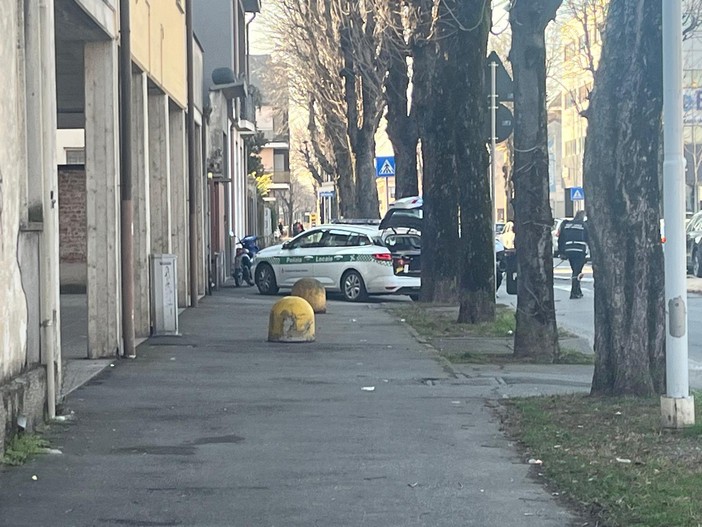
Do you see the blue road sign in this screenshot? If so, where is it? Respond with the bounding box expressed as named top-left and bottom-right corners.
top-left (375, 156), bottom-right (396, 177)
top-left (570, 187), bottom-right (585, 201)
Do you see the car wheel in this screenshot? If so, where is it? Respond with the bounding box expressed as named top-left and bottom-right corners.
top-left (409, 294), bottom-right (420, 302)
top-left (341, 270), bottom-right (367, 302)
top-left (695, 250), bottom-right (702, 278)
top-left (255, 264), bottom-right (279, 295)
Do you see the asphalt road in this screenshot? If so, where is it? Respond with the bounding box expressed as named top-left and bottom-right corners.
top-left (504, 264), bottom-right (702, 371)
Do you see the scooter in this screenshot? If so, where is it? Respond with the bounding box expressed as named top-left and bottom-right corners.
top-left (232, 235), bottom-right (260, 287)
top-left (233, 247), bottom-right (254, 287)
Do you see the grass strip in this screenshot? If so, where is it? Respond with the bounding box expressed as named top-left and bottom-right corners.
top-left (501, 394), bottom-right (702, 527)
top-left (2, 434), bottom-right (50, 466)
top-left (393, 304), bottom-right (516, 338)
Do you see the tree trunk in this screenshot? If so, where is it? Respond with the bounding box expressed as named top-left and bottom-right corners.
top-left (411, 4), bottom-right (460, 303)
top-left (354, 132), bottom-right (380, 218)
top-left (323, 116), bottom-right (357, 219)
top-left (585, 0), bottom-right (665, 396)
top-left (509, 0), bottom-right (562, 360)
top-left (385, 3), bottom-right (419, 199)
top-left (338, 4), bottom-right (383, 219)
top-left (440, 2), bottom-right (493, 323)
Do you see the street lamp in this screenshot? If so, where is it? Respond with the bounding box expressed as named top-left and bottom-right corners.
top-left (662, 0), bottom-right (695, 428)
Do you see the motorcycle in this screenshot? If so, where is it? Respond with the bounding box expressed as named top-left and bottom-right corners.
top-left (232, 235), bottom-right (259, 287)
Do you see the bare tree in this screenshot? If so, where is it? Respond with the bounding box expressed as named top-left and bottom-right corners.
top-left (585, 0), bottom-right (665, 396)
top-left (271, 0), bottom-right (389, 219)
top-left (408, 0), bottom-right (461, 302)
top-left (452, 2), bottom-right (493, 323)
top-left (278, 173), bottom-right (317, 230)
top-left (378, 0), bottom-right (419, 198)
top-left (509, 1), bottom-right (562, 360)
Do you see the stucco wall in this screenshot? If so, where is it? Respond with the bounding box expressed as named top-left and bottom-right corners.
top-left (0, 0), bottom-right (29, 383)
top-left (131, 0), bottom-right (187, 108)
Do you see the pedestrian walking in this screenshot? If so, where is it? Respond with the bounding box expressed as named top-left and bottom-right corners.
top-left (500, 221), bottom-right (515, 250)
top-left (278, 222), bottom-right (284, 237)
top-left (558, 210), bottom-right (589, 299)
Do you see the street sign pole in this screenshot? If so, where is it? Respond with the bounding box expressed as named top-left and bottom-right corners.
top-left (662, 0), bottom-right (694, 428)
top-left (490, 60), bottom-right (498, 298)
top-left (386, 180), bottom-right (390, 215)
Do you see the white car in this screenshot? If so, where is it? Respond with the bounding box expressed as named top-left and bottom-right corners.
top-left (252, 224), bottom-right (421, 302)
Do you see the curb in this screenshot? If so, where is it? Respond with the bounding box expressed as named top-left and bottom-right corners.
top-left (385, 306), bottom-right (461, 379)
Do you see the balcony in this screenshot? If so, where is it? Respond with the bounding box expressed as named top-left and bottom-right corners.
top-left (272, 171), bottom-right (291, 184)
top-left (235, 95), bottom-right (256, 135)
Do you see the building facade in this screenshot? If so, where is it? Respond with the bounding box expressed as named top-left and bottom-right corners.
top-left (1, 0), bottom-right (257, 456)
top-left (194, 0), bottom-right (259, 285)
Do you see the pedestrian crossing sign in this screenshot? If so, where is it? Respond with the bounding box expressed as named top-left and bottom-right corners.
top-left (375, 156), bottom-right (396, 177)
top-left (570, 187), bottom-right (585, 201)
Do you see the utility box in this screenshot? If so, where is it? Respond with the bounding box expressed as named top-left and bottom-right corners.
top-left (151, 254), bottom-right (179, 336)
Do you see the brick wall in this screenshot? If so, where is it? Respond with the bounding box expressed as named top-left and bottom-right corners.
top-left (58, 166), bottom-right (86, 263)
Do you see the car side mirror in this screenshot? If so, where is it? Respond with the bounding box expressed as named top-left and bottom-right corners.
top-left (282, 241), bottom-right (291, 250)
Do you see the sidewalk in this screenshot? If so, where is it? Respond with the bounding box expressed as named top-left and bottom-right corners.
top-left (0, 287), bottom-right (582, 527)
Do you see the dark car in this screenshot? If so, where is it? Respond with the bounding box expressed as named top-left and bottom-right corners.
top-left (379, 196), bottom-right (504, 290)
top-left (687, 211), bottom-right (702, 277)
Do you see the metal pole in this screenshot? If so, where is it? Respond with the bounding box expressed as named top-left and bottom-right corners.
top-left (119, 0), bottom-right (136, 357)
top-left (491, 60), bottom-right (497, 296)
top-left (186, 0), bottom-right (199, 307)
top-left (662, 0), bottom-right (694, 427)
top-left (38, 0), bottom-right (61, 418)
top-left (386, 178), bottom-right (390, 214)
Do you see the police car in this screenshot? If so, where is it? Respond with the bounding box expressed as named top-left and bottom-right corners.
top-left (252, 224), bottom-right (421, 302)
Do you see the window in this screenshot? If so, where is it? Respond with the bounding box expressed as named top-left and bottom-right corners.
top-left (384, 234), bottom-right (421, 251)
top-left (347, 234), bottom-right (371, 246)
top-left (320, 230), bottom-right (351, 247)
top-left (65, 148), bottom-right (85, 165)
top-left (288, 230), bottom-right (324, 249)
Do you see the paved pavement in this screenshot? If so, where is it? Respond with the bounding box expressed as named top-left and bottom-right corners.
top-left (0, 286), bottom-right (581, 527)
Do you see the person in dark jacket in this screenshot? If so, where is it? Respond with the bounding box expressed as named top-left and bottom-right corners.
top-left (558, 210), bottom-right (589, 299)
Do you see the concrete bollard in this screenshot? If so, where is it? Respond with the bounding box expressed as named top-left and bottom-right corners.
top-left (291, 278), bottom-right (327, 314)
top-left (268, 296), bottom-right (316, 343)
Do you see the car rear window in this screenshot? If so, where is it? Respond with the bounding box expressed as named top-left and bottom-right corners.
top-left (384, 234), bottom-right (421, 251)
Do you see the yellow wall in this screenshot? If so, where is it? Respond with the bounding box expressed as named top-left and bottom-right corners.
top-left (558, 11), bottom-right (603, 190)
top-left (130, 0), bottom-right (187, 107)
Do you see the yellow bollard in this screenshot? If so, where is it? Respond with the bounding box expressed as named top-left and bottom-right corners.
top-left (268, 296), bottom-right (316, 342)
top-left (291, 278), bottom-right (327, 314)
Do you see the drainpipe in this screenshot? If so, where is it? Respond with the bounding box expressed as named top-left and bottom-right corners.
top-left (37, 0), bottom-right (60, 419)
top-left (246, 12), bottom-right (257, 82)
top-left (186, 0), bottom-right (199, 307)
top-left (120, 0), bottom-right (136, 357)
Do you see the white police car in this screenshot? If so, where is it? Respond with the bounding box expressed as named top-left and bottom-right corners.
top-left (252, 224), bottom-right (421, 302)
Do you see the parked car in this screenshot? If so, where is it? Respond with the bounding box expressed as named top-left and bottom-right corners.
top-left (686, 211), bottom-right (702, 277)
top-left (379, 196), bottom-right (504, 290)
top-left (252, 224), bottom-right (420, 302)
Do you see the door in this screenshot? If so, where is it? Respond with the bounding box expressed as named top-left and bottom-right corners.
top-left (314, 231), bottom-right (374, 288)
top-left (312, 230), bottom-right (355, 287)
top-left (278, 229), bottom-right (325, 286)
